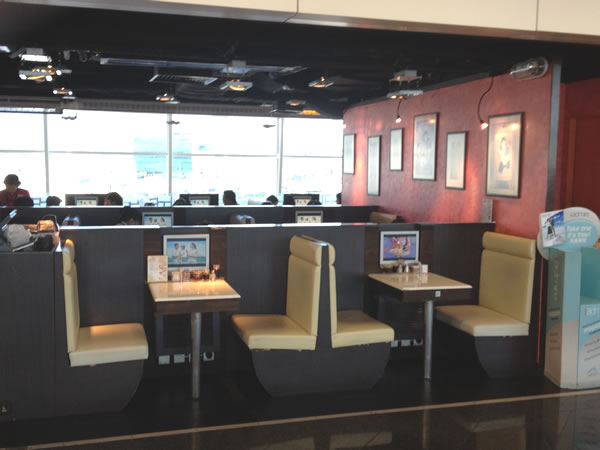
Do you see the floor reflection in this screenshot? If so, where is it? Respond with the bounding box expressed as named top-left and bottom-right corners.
top-left (15, 392), bottom-right (600, 449)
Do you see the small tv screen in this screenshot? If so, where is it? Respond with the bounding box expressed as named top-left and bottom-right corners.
top-left (294, 196), bottom-right (312, 206)
top-left (142, 212), bottom-right (174, 226)
top-left (380, 230), bottom-right (420, 265)
top-left (295, 211), bottom-right (323, 224)
top-left (163, 234), bottom-right (210, 273)
top-left (74, 196), bottom-right (98, 206)
top-left (189, 196), bottom-right (210, 206)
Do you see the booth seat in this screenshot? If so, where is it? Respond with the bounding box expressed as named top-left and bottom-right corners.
top-left (63, 239), bottom-right (148, 367)
top-left (232, 235), bottom-right (393, 396)
top-left (369, 211), bottom-right (398, 224)
top-left (57, 239), bottom-right (148, 415)
top-left (434, 232), bottom-right (536, 377)
top-left (230, 214), bottom-right (256, 224)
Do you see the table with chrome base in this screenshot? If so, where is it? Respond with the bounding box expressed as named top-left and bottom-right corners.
top-left (368, 272), bottom-right (472, 379)
top-left (149, 279), bottom-right (241, 399)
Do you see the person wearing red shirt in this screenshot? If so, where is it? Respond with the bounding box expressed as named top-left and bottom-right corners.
top-left (0, 174), bottom-right (30, 206)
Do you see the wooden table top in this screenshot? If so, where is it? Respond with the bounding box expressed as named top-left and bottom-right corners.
top-left (149, 279), bottom-right (241, 303)
top-left (368, 272), bottom-right (472, 291)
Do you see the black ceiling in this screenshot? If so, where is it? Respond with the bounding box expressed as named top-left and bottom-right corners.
top-left (1, 3), bottom-right (600, 118)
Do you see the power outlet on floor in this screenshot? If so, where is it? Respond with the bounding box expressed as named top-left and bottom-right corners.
top-left (400, 339), bottom-right (412, 347)
top-left (158, 355), bottom-right (170, 365)
top-left (202, 351), bottom-right (215, 362)
top-left (0, 401), bottom-right (12, 416)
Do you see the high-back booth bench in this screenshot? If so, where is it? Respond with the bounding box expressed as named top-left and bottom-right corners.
top-left (232, 235), bottom-right (394, 396)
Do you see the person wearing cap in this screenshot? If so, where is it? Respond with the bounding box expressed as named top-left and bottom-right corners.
top-left (0, 174), bottom-right (30, 207)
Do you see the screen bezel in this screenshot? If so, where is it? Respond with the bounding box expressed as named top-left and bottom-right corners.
top-left (142, 212), bottom-right (174, 226)
top-left (294, 196), bottom-right (312, 206)
top-left (379, 230), bottom-right (420, 266)
top-left (162, 233), bottom-right (210, 272)
top-left (74, 196), bottom-right (98, 206)
top-left (295, 210), bottom-right (323, 224)
top-left (189, 196), bottom-right (210, 206)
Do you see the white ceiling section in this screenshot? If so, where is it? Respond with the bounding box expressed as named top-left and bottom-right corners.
top-left (0, 0), bottom-right (298, 21)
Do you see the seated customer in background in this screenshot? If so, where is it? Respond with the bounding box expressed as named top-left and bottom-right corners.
top-left (266, 195), bottom-right (279, 205)
top-left (46, 195), bottom-right (62, 206)
top-left (104, 192), bottom-right (123, 206)
top-left (14, 195), bottom-right (34, 206)
top-left (223, 190), bottom-right (238, 205)
top-left (173, 198), bottom-right (189, 206)
top-left (0, 174), bottom-right (30, 206)
top-left (117, 207), bottom-right (142, 225)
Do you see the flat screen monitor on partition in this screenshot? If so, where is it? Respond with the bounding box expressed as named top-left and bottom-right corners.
top-left (379, 230), bottom-right (420, 266)
top-left (74, 196), bottom-right (98, 206)
top-left (295, 211), bottom-right (323, 224)
top-left (283, 193), bottom-right (320, 206)
top-left (142, 212), bottom-right (174, 226)
top-left (163, 234), bottom-right (209, 273)
top-left (189, 196), bottom-right (210, 206)
top-left (294, 196), bottom-right (312, 206)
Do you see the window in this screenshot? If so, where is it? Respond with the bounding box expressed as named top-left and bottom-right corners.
top-left (281, 118), bottom-right (343, 194)
top-left (0, 111), bottom-right (343, 202)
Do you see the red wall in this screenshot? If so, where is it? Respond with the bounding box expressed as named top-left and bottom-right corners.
top-left (555, 78), bottom-right (600, 215)
top-left (342, 73), bottom-right (552, 238)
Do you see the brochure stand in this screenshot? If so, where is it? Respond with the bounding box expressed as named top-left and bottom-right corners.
top-left (539, 207), bottom-right (600, 389)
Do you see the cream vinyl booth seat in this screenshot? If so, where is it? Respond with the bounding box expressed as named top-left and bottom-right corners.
top-left (232, 235), bottom-right (393, 396)
top-left (58, 239), bottom-right (148, 415)
top-left (434, 232), bottom-right (537, 376)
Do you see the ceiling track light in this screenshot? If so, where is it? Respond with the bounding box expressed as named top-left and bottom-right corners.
top-left (53, 87), bottom-right (73, 96)
top-left (220, 80), bottom-right (253, 91)
top-left (477, 76), bottom-right (494, 130)
top-left (386, 89), bottom-right (423, 99)
top-left (155, 92), bottom-right (179, 104)
top-left (389, 69), bottom-right (421, 83)
top-left (309, 76), bottom-right (334, 88)
top-left (286, 99), bottom-right (306, 107)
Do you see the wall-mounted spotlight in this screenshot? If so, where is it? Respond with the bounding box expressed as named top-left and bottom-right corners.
top-left (394, 97), bottom-right (403, 123)
top-left (510, 57), bottom-right (549, 81)
top-left (477, 77), bottom-right (494, 130)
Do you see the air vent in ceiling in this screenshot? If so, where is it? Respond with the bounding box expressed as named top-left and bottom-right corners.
top-left (149, 74), bottom-right (217, 85)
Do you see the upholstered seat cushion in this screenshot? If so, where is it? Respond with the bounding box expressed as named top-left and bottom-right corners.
top-left (435, 305), bottom-right (529, 337)
top-left (69, 323), bottom-right (149, 367)
top-left (232, 314), bottom-right (317, 350)
top-left (332, 310), bottom-right (394, 348)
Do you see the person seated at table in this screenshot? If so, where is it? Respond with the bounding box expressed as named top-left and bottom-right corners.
top-left (266, 195), bottom-right (279, 205)
top-left (14, 195), bottom-right (34, 207)
top-left (173, 197), bottom-right (190, 206)
top-left (0, 174), bottom-right (30, 206)
top-left (223, 190), bottom-right (238, 205)
top-left (46, 195), bottom-right (62, 206)
top-left (117, 207), bottom-right (141, 225)
top-left (104, 192), bottom-right (123, 206)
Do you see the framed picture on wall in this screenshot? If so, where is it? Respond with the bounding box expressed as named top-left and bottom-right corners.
top-left (485, 113), bottom-right (522, 198)
top-left (367, 135), bottom-right (381, 196)
top-left (343, 134), bottom-right (355, 174)
top-left (413, 113), bottom-right (438, 180)
top-left (390, 128), bottom-right (403, 171)
top-left (445, 131), bottom-right (466, 190)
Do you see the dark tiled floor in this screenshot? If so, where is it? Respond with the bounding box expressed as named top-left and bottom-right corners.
top-left (0, 359), bottom-right (589, 449)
